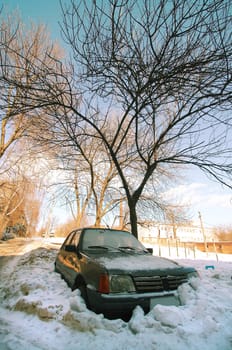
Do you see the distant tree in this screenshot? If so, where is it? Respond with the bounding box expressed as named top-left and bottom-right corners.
top-left (0, 176), bottom-right (26, 238)
top-left (0, 11), bottom-right (63, 163)
top-left (1, 0), bottom-right (232, 238)
top-left (0, 172), bottom-right (45, 238)
top-left (0, 11), bottom-right (64, 237)
top-left (55, 217), bottom-right (90, 238)
top-left (213, 226), bottom-right (232, 241)
top-left (22, 180), bottom-right (45, 237)
top-left (45, 128), bottom-right (125, 228)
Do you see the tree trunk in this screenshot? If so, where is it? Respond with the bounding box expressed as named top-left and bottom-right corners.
top-left (128, 199), bottom-right (138, 239)
top-left (95, 212), bottom-right (101, 227)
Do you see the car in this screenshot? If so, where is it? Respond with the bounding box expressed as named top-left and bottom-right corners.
top-left (55, 227), bottom-right (198, 319)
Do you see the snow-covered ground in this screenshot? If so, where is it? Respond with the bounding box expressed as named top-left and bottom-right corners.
top-left (0, 238), bottom-right (231, 350)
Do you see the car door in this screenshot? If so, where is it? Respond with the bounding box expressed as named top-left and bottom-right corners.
top-left (60, 230), bottom-right (81, 287)
top-left (56, 231), bottom-right (76, 278)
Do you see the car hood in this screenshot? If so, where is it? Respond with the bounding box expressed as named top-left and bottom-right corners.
top-left (86, 251), bottom-right (188, 274)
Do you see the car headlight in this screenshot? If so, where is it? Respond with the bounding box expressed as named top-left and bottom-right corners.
top-left (110, 275), bottom-right (136, 293)
top-left (187, 271), bottom-right (199, 279)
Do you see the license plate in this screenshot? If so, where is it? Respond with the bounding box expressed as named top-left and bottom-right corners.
top-left (150, 295), bottom-right (180, 309)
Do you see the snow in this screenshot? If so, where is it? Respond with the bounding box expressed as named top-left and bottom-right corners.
top-left (97, 254), bottom-right (179, 270)
top-left (0, 238), bottom-right (231, 350)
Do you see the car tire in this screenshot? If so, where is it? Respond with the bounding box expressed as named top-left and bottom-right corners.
top-left (73, 278), bottom-right (90, 309)
top-left (78, 284), bottom-right (89, 307)
top-left (54, 263), bottom-right (58, 273)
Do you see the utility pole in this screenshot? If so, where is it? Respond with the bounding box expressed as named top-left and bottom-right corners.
top-left (119, 198), bottom-right (123, 229)
top-left (198, 211), bottom-right (208, 255)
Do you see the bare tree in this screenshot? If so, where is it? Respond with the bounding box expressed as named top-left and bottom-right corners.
top-left (59, 0), bottom-right (232, 237)
top-left (213, 226), bottom-right (232, 241)
top-left (1, 1), bottom-right (232, 238)
top-left (22, 179), bottom-right (45, 237)
top-left (0, 150), bottom-right (47, 239)
top-left (0, 11), bottom-right (63, 162)
top-left (0, 11), bottom-right (64, 237)
top-left (0, 175), bottom-right (28, 238)
top-left (0, 180), bottom-right (25, 238)
top-left (44, 127), bottom-right (125, 228)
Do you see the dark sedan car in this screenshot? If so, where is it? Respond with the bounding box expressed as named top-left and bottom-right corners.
top-left (55, 227), bottom-right (198, 319)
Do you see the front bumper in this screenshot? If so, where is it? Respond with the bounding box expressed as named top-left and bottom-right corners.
top-left (86, 287), bottom-right (180, 318)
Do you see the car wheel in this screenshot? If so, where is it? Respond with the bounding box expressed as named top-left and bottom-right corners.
top-left (78, 284), bottom-right (89, 307)
top-left (73, 278), bottom-right (90, 308)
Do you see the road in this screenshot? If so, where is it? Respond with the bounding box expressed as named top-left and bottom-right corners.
top-left (0, 238), bottom-right (56, 273)
top-left (0, 237), bottom-right (63, 269)
top-left (0, 238), bottom-right (32, 255)
top-left (0, 238), bottom-right (28, 272)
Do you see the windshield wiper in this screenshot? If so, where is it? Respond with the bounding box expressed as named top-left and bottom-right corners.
top-left (87, 245), bottom-right (147, 253)
top-left (118, 246), bottom-right (135, 251)
top-left (87, 245), bottom-right (109, 250)
top-left (118, 246), bottom-right (149, 254)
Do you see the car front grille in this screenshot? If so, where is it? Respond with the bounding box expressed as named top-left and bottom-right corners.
top-left (133, 274), bottom-right (188, 293)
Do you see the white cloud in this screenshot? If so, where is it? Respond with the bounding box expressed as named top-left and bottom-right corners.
top-left (162, 182), bottom-right (206, 206)
top-left (162, 181), bottom-right (232, 226)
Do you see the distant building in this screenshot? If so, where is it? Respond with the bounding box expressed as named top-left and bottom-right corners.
top-left (138, 222), bottom-right (214, 242)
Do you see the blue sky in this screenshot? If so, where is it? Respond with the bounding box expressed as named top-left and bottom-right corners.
top-left (164, 167), bottom-right (232, 228)
top-left (2, 0), bottom-right (62, 41)
top-left (2, 0), bottom-right (232, 228)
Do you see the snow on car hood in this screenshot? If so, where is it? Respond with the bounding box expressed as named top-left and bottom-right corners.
top-left (95, 253), bottom-right (179, 271)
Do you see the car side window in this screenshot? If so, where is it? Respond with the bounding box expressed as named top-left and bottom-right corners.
top-left (62, 231), bottom-right (76, 249)
top-left (70, 230), bottom-right (81, 247)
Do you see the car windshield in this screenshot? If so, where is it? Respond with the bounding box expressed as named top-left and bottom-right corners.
top-left (81, 228), bottom-right (146, 252)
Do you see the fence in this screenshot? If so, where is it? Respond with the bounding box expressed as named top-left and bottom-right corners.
top-left (141, 237), bottom-right (232, 261)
